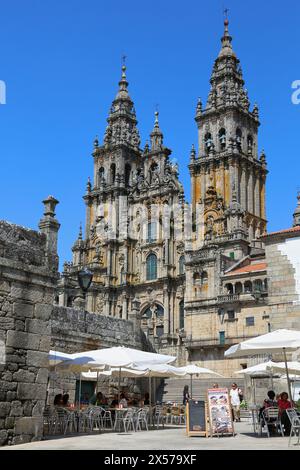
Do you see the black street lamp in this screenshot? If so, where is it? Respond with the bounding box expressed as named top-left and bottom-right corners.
top-left (78, 268), bottom-right (93, 299)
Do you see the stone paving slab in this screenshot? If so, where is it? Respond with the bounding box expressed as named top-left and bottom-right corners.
top-left (1, 423), bottom-right (300, 450)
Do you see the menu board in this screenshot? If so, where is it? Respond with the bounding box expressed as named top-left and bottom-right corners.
top-left (207, 389), bottom-right (234, 436)
top-left (186, 400), bottom-right (208, 437)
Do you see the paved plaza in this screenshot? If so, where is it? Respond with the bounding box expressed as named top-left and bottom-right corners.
top-left (1, 422), bottom-right (299, 451)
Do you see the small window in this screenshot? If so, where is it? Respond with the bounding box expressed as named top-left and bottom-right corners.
top-left (227, 310), bottom-right (235, 321)
top-left (147, 222), bottom-right (157, 243)
top-left (219, 331), bottom-right (225, 345)
top-left (229, 252), bottom-right (235, 260)
top-left (246, 317), bottom-right (255, 327)
top-left (146, 253), bottom-right (157, 281)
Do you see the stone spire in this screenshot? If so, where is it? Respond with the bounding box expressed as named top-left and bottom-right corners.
top-left (150, 111), bottom-right (163, 151)
top-left (293, 192), bottom-right (300, 227)
top-left (103, 64), bottom-right (141, 150)
top-left (204, 19), bottom-right (251, 114)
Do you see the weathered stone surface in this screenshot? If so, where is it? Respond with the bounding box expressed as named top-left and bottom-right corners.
top-left (5, 417), bottom-right (15, 429)
top-left (6, 391), bottom-right (17, 401)
top-left (0, 318), bottom-right (14, 330)
top-left (32, 400), bottom-right (45, 417)
top-left (13, 369), bottom-right (35, 383)
top-left (10, 401), bottom-right (23, 417)
top-left (6, 331), bottom-right (41, 350)
top-left (0, 402), bottom-right (11, 417)
top-left (0, 219), bottom-right (55, 447)
top-left (0, 381), bottom-right (17, 392)
top-left (25, 319), bottom-right (50, 335)
top-left (35, 304), bottom-right (52, 321)
top-left (35, 368), bottom-right (49, 384)
top-left (13, 302), bottom-right (34, 319)
top-left (0, 430), bottom-right (8, 446)
top-left (26, 350), bottom-right (48, 367)
top-left (17, 383), bottom-right (47, 400)
top-left (14, 417), bottom-right (43, 437)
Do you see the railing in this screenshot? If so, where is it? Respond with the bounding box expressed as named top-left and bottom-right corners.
top-left (217, 294), bottom-right (240, 304)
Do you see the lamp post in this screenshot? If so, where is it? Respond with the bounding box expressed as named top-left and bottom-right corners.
top-left (77, 267), bottom-right (93, 301)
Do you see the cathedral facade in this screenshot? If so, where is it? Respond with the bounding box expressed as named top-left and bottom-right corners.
top-left (58, 20), bottom-right (271, 375)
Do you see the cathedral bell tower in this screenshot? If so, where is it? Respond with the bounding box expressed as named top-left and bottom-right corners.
top-left (190, 20), bottom-right (268, 247)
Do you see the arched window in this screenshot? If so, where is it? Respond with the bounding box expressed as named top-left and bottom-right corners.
top-left (179, 256), bottom-right (185, 275)
top-left (236, 128), bottom-right (242, 151)
top-left (147, 221), bottom-right (157, 243)
top-left (193, 273), bottom-right (201, 285)
top-left (201, 271), bottom-right (208, 286)
top-left (125, 164), bottom-right (131, 186)
top-left (146, 253), bottom-right (157, 281)
top-left (110, 163), bottom-right (116, 184)
top-left (219, 128), bottom-right (226, 151)
top-left (98, 167), bottom-right (105, 184)
top-left (225, 283), bottom-right (234, 295)
top-left (244, 281), bottom-right (253, 293)
top-left (247, 135), bottom-right (253, 155)
top-left (179, 301), bottom-right (185, 330)
top-left (205, 133), bottom-right (213, 153)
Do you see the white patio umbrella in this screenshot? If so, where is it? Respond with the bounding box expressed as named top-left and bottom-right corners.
top-left (178, 365), bottom-right (224, 399)
top-left (58, 346), bottom-right (176, 406)
top-left (225, 329), bottom-right (300, 402)
top-left (83, 363), bottom-right (185, 412)
top-left (266, 362), bottom-right (300, 376)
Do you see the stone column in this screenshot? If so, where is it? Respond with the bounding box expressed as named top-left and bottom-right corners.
top-left (254, 170), bottom-right (260, 217)
top-left (240, 163), bottom-right (247, 211)
top-left (163, 287), bottom-right (170, 335)
top-left (247, 168), bottom-right (254, 214)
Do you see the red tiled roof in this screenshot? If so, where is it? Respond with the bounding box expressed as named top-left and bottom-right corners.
top-left (261, 226), bottom-right (300, 238)
top-left (225, 262), bottom-right (267, 276)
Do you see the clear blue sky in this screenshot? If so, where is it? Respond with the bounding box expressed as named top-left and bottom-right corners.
top-left (1, 0), bottom-right (300, 267)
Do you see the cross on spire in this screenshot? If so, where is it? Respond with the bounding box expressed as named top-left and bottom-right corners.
top-left (224, 7), bottom-right (229, 20)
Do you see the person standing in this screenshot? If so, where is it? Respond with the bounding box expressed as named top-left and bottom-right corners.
top-left (230, 383), bottom-right (242, 422)
top-left (183, 385), bottom-right (190, 405)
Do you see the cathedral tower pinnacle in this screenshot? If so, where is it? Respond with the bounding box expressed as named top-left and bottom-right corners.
top-left (190, 19), bottom-right (267, 245)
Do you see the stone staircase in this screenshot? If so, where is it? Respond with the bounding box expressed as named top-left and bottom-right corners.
top-left (157, 378), bottom-right (245, 403)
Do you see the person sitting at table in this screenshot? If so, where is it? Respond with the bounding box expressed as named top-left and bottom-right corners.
top-left (278, 392), bottom-right (293, 436)
top-left (62, 393), bottom-right (70, 407)
top-left (119, 393), bottom-right (128, 408)
top-left (54, 394), bottom-right (63, 406)
top-left (258, 391), bottom-right (278, 435)
top-left (296, 392), bottom-right (300, 411)
top-left (90, 391), bottom-right (103, 406)
top-left (143, 392), bottom-right (150, 406)
top-left (110, 394), bottom-right (119, 408)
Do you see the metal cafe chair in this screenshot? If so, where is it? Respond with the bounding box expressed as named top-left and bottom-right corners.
top-left (286, 409), bottom-right (300, 446)
top-left (260, 407), bottom-right (284, 437)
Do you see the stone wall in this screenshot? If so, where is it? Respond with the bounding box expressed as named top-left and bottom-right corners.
top-left (264, 231), bottom-right (300, 332)
top-left (0, 221), bottom-right (58, 446)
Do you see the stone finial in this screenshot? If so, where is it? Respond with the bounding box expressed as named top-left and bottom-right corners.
top-left (196, 98), bottom-right (202, 118)
top-left (253, 103), bottom-right (259, 120)
top-left (42, 196), bottom-right (59, 218)
top-left (260, 149), bottom-right (267, 165)
top-left (150, 111), bottom-right (163, 150)
top-left (94, 135), bottom-right (99, 148)
top-left (190, 144), bottom-right (196, 161)
top-left (78, 223), bottom-right (83, 240)
top-left (86, 176), bottom-right (92, 193)
top-left (293, 191), bottom-right (300, 227)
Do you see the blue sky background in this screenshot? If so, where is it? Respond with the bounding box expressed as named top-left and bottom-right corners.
top-left (1, 0), bottom-right (300, 267)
